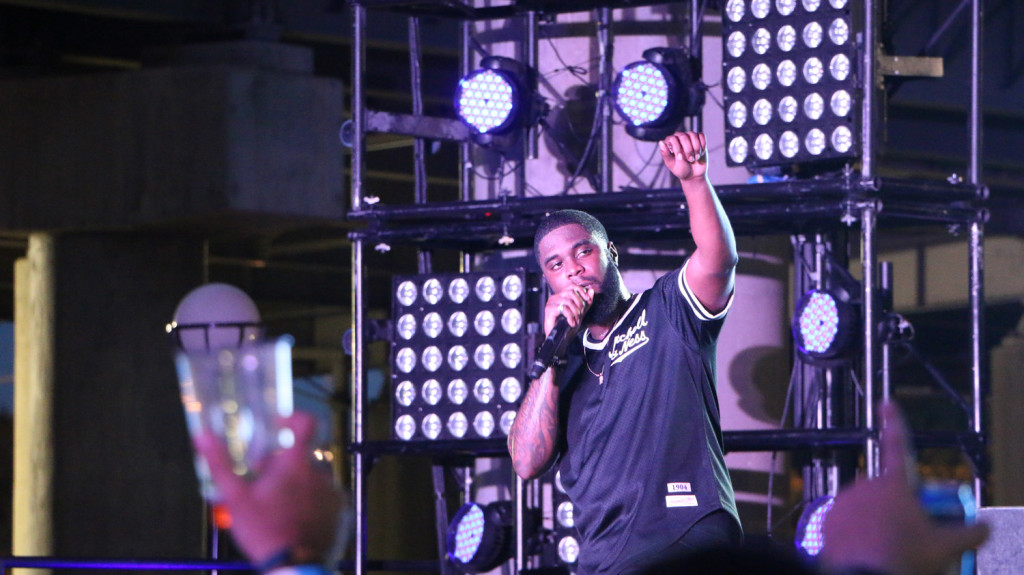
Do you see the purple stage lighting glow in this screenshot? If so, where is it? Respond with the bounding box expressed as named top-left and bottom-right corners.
top-left (796, 495), bottom-right (835, 556)
top-left (792, 287), bottom-right (858, 365)
top-left (451, 504), bottom-right (486, 563)
top-left (798, 291), bottom-right (840, 353)
top-left (614, 62), bottom-right (671, 126)
top-left (455, 70), bottom-right (516, 134)
top-left (446, 501), bottom-right (514, 573)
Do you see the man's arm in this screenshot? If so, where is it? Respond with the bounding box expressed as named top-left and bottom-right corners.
top-left (507, 367), bottom-right (561, 480)
top-left (659, 132), bottom-right (738, 315)
top-left (508, 285), bottom-right (592, 479)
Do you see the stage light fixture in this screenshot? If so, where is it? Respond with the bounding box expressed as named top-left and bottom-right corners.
top-left (721, 0), bottom-right (860, 168)
top-left (396, 280), bottom-right (418, 306)
top-left (795, 495), bottom-right (835, 557)
top-left (779, 95), bottom-right (798, 122)
top-left (395, 414), bottom-right (416, 441)
top-left (422, 379), bottom-right (442, 405)
top-left (557, 536), bottom-right (580, 564)
top-left (474, 411), bottom-right (495, 437)
top-left (476, 276), bottom-right (496, 302)
top-left (449, 278), bottom-right (470, 304)
top-left (397, 314), bottom-right (416, 340)
top-left (501, 274), bottom-right (523, 300)
top-left (390, 270), bottom-right (533, 443)
top-left (422, 413), bottom-right (442, 439)
top-left (499, 410), bottom-right (516, 436)
top-left (792, 287), bottom-right (859, 365)
top-left (501, 343), bottom-right (522, 369)
top-left (448, 412), bottom-right (468, 438)
top-left (424, 278), bottom-right (443, 305)
top-left (546, 469), bottom-right (580, 567)
top-left (423, 346), bottom-right (443, 372)
top-left (454, 56), bottom-right (544, 147)
top-left (448, 379), bottom-right (468, 404)
top-left (447, 312), bottom-right (468, 337)
top-left (474, 344), bottom-right (495, 370)
top-left (613, 47), bottom-right (704, 141)
top-left (499, 376), bottom-right (521, 403)
top-left (474, 310), bottom-right (495, 337)
top-left (396, 381), bottom-right (416, 407)
top-left (556, 501), bottom-right (575, 528)
top-left (448, 345), bottom-right (470, 371)
top-left (501, 309), bottom-right (522, 335)
top-left (423, 312), bottom-right (443, 338)
top-left (473, 377), bottom-right (495, 404)
top-left (447, 501), bottom-right (514, 574)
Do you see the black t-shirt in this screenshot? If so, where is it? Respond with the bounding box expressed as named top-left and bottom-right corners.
top-left (556, 261), bottom-right (739, 574)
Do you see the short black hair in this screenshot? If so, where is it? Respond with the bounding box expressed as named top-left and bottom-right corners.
top-left (533, 209), bottom-right (609, 264)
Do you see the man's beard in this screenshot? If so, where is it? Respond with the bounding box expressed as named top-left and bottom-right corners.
top-left (584, 260), bottom-right (626, 326)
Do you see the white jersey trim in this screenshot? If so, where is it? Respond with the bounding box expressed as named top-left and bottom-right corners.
top-left (582, 293), bottom-right (641, 351)
top-left (678, 259), bottom-right (733, 321)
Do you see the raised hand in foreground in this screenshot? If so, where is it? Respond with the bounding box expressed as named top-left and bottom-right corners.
top-left (194, 412), bottom-right (345, 570)
top-left (821, 402), bottom-right (989, 575)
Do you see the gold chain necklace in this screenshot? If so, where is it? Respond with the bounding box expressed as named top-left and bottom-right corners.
top-left (583, 347), bottom-right (604, 385)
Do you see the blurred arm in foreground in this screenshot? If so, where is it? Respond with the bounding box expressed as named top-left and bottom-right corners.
top-left (821, 402), bottom-right (989, 575)
top-left (193, 411), bottom-right (345, 571)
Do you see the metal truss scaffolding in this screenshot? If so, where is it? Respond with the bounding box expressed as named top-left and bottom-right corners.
top-left (345, 1), bottom-right (987, 574)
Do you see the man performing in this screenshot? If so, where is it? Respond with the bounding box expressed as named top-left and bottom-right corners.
top-left (508, 131), bottom-right (741, 574)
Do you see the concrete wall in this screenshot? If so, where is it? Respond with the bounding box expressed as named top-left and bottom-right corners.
top-left (0, 42), bottom-right (344, 231)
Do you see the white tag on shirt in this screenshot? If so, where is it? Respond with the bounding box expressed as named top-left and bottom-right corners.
top-left (666, 494), bottom-right (699, 508)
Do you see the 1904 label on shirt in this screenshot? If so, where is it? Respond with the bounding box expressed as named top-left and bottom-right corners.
top-left (667, 482), bottom-right (692, 493)
top-left (665, 494), bottom-right (699, 508)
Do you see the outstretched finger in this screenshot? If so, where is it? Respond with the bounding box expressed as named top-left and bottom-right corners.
top-left (932, 522), bottom-right (990, 561)
top-left (879, 401), bottom-right (917, 488)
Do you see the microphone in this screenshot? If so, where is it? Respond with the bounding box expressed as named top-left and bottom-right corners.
top-left (528, 316), bottom-right (573, 380)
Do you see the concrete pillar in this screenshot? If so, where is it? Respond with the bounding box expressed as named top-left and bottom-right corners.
top-left (14, 232), bottom-right (206, 558)
top-left (13, 235), bottom-right (56, 557)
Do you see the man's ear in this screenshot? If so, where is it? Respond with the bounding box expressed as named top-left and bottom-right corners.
top-left (608, 241), bottom-right (619, 263)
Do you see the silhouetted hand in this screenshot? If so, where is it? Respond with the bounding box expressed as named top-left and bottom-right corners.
top-left (821, 402), bottom-right (989, 575)
top-left (194, 412), bottom-right (345, 567)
